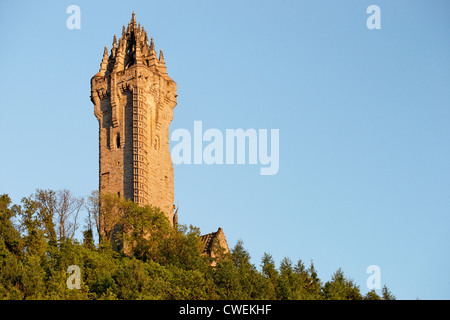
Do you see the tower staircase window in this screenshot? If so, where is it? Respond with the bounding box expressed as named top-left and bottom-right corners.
top-left (116, 133), bottom-right (121, 149)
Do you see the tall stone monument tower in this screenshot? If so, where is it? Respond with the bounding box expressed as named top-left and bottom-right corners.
top-left (90, 12), bottom-right (177, 225)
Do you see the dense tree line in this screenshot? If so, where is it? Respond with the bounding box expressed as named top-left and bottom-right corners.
top-left (0, 190), bottom-right (395, 300)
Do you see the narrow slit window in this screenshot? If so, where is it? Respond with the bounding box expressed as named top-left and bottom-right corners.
top-left (116, 133), bottom-right (121, 149)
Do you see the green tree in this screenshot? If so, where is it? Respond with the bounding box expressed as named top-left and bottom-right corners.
top-left (322, 268), bottom-right (362, 300)
top-left (0, 190), bottom-right (398, 300)
top-left (114, 258), bottom-right (152, 299)
top-left (287, 259), bottom-right (323, 299)
top-left (17, 196), bottom-right (47, 257)
top-left (119, 198), bottom-right (173, 261)
top-left (86, 190), bottom-right (100, 242)
top-left (278, 257), bottom-right (295, 299)
top-left (97, 193), bottom-right (124, 245)
top-left (0, 194), bottom-right (23, 256)
top-left (364, 289), bottom-right (382, 300)
top-left (231, 240), bottom-right (261, 299)
top-left (33, 189), bottom-right (58, 247)
top-left (382, 284), bottom-right (396, 300)
top-left (260, 253), bottom-right (278, 299)
top-left (0, 243), bottom-right (24, 299)
top-left (212, 253), bottom-right (242, 299)
top-left (82, 228), bottom-right (95, 250)
top-left (21, 255), bottom-right (46, 299)
top-left (159, 224), bottom-right (208, 271)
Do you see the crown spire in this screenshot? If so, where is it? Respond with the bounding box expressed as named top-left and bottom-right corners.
top-left (112, 34), bottom-right (117, 48)
top-left (143, 30), bottom-right (148, 44)
top-left (150, 37), bottom-right (155, 52)
top-left (131, 11), bottom-right (136, 26)
top-left (96, 46), bottom-right (109, 77)
top-left (147, 37), bottom-right (158, 67)
top-left (96, 13), bottom-right (174, 78)
top-left (158, 49), bottom-right (167, 76)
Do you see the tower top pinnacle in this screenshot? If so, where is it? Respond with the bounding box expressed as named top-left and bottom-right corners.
top-left (112, 34), bottom-right (117, 48)
top-left (150, 37), bottom-right (155, 51)
top-left (94, 12), bottom-right (172, 80)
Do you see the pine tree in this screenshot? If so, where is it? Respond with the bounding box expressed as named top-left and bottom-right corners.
top-left (322, 268), bottom-right (362, 300)
top-left (382, 284), bottom-right (396, 300)
top-left (0, 194), bottom-right (23, 256)
top-left (364, 289), bottom-right (382, 300)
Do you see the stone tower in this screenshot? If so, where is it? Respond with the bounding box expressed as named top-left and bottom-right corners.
top-left (90, 12), bottom-right (177, 225)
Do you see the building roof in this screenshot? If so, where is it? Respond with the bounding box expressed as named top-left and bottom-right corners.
top-left (200, 227), bottom-right (229, 256)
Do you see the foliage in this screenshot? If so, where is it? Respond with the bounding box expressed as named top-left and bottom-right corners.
top-left (0, 190), bottom-right (395, 300)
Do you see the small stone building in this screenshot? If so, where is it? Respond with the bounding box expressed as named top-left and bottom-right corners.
top-left (200, 228), bottom-right (230, 263)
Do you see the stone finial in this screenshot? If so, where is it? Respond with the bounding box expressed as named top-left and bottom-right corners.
top-left (118, 36), bottom-right (124, 50)
top-left (96, 46), bottom-right (109, 76)
top-left (147, 37), bottom-right (158, 67)
top-left (101, 46), bottom-right (108, 65)
top-left (131, 11), bottom-right (136, 25)
top-left (158, 49), bottom-right (168, 76)
top-left (150, 37), bottom-right (155, 52)
top-left (112, 34), bottom-right (117, 48)
top-left (144, 31), bottom-right (149, 46)
top-left (113, 38), bottom-right (125, 71)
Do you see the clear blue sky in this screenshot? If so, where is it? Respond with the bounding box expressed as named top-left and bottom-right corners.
top-left (1, 0), bottom-right (449, 299)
